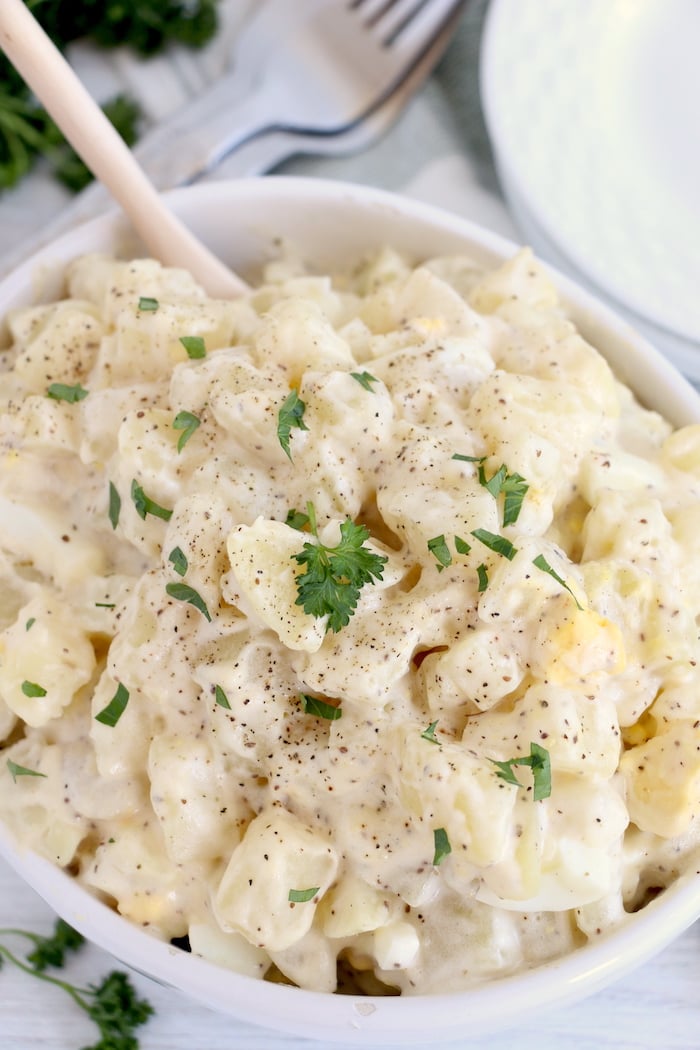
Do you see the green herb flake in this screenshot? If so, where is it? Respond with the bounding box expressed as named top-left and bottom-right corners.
top-left (108, 480), bottom-right (121, 529)
top-left (21, 680), bottom-right (46, 698)
top-left (165, 581), bottom-right (211, 621)
top-left (168, 545), bottom-right (188, 576)
top-left (350, 371), bottom-right (379, 391)
top-left (214, 684), bottom-right (231, 709)
top-left (285, 508), bottom-right (311, 531)
top-left (452, 453), bottom-right (486, 463)
top-left (476, 563), bottom-right (489, 592)
top-left (277, 388), bottom-right (308, 460)
top-left (293, 502), bottom-right (387, 633)
top-left (420, 720), bottom-right (440, 745)
top-left (501, 472), bottom-right (530, 527)
top-left (532, 553), bottom-right (583, 610)
top-left (25, 617), bottom-right (35, 631)
top-left (46, 382), bottom-right (88, 403)
top-left (490, 741), bottom-right (552, 801)
top-left (288, 887), bottom-right (319, 903)
top-left (179, 334), bottom-right (206, 359)
top-left (173, 409), bottom-right (201, 452)
top-left (471, 528), bottom-right (518, 561)
top-left (427, 534), bottom-right (452, 572)
top-left (300, 693), bottom-right (342, 721)
top-left (131, 479), bottom-right (173, 522)
top-left (95, 602), bottom-right (116, 609)
top-left (454, 535), bottom-right (471, 556)
top-left (137, 296), bottom-right (159, 312)
top-left (95, 682), bottom-right (129, 727)
top-left (432, 827), bottom-right (452, 866)
top-left (6, 758), bottom-right (47, 783)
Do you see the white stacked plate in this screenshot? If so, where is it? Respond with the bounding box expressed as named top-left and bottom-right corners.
top-left (480, 0), bottom-right (700, 381)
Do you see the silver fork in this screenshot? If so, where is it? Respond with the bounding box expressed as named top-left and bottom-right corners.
top-left (129, 0), bottom-right (466, 189)
top-left (2, 0), bottom-right (464, 276)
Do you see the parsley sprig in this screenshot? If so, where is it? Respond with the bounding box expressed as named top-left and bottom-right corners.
top-left (0, 918), bottom-right (153, 1049)
top-left (292, 502), bottom-right (387, 633)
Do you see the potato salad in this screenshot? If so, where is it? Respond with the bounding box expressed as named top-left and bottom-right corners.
top-left (1, 245), bottom-right (700, 995)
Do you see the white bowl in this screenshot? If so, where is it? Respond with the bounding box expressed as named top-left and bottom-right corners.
top-left (2, 177), bottom-right (700, 1045)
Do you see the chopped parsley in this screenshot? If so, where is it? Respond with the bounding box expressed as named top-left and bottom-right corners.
top-left (532, 553), bottom-right (583, 610)
top-left (165, 582), bottom-right (211, 621)
top-left (420, 720), bottom-right (440, 745)
top-left (173, 410), bottom-right (201, 452)
top-left (490, 742), bottom-right (552, 801)
top-left (452, 453), bottom-right (486, 463)
top-left (288, 887), bottom-right (319, 903)
top-left (130, 480), bottom-right (172, 522)
top-left (350, 371), bottom-right (379, 391)
top-left (25, 617), bottom-right (35, 631)
top-left (168, 545), bottom-right (188, 576)
top-left (285, 507), bottom-right (311, 531)
top-left (214, 684), bottom-right (231, 709)
top-left (46, 382), bottom-right (88, 403)
top-left (471, 528), bottom-right (518, 561)
top-left (454, 535), bottom-right (471, 555)
top-left (432, 827), bottom-right (452, 866)
top-left (277, 389), bottom-right (308, 461)
top-left (95, 683), bottom-right (129, 727)
top-left (476, 563), bottom-right (489, 592)
top-left (292, 501), bottom-right (387, 633)
top-left (21, 680), bottom-right (46, 698)
top-left (179, 335), bottom-right (206, 359)
top-left (6, 759), bottom-right (47, 782)
top-left (427, 534), bottom-right (452, 572)
top-left (137, 296), bottom-right (159, 312)
top-left (478, 463), bottom-right (529, 527)
top-left (108, 480), bottom-right (121, 529)
top-left (300, 693), bottom-right (342, 721)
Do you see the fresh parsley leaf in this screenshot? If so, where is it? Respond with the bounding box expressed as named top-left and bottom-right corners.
top-left (6, 759), bottom-right (47, 783)
top-left (476, 563), bottom-right (489, 592)
top-left (420, 720), bottom-right (440, 745)
top-left (454, 535), bottom-right (471, 555)
top-left (288, 887), bottom-right (319, 903)
top-left (95, 683), bottom-right (129, 727)
top-left (108, 480), bottom-right (121, 530)
top-left (214, 684), bottom-right (231, 709)
top-left (46, 382), bottom-right (88, 403)
top-left (179, 335), bottom-right (206, 359)
top-left (427, 534), bottom-right (452, 572)
top-left (165, 582), bottom-right (211, 621)
top-left (350, 371), bottom-right (379, 391)
top-left (0, 918), bottom-right (153, 1049)
top-left (137, 296), bottom-right (159, 312)
top-left (478, 463), bottom-right (530, 526)
top-left (285, 508), bottom-right (310, 531)
top-left (25, 617), bottom-right (35, 631)
top-left (292, 502), bottom-right (387, 633)
top-left (21, 680), bottom-right (46, 697)
top-left (173, 410), bottom-right (201, 452)
top-left (432, 827), bottom-right (451, 866)
top-left (95, 602), bottom-right (116, 609)
top-left (490, 742), bottom-right (552, 801)
top-left (452, 453), bottom-right (486, 463)
top-left (471, 528), bottom-right (518, 561)
top-left (300, 693), bottom-right (342, 721)
top-left (532, 553), bottom-right (583, 610)
top-left (131, 480), bottom-right (172, 521)
top-left (168, 545), bottom-right (188, 576)
top-left (277, 389), bottom-right (308, 460)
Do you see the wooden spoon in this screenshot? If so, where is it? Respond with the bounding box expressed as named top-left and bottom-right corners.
top-left (0, 0), bottom-right (248, 298)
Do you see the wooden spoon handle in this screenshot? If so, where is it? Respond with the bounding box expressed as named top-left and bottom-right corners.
top-left (0, 0), bottom-right (248, 298)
